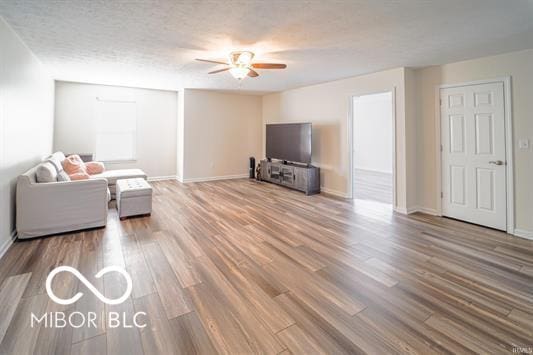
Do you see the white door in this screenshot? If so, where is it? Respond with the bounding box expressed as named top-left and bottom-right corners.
top-left (441, 82), bottom-right (506, 230)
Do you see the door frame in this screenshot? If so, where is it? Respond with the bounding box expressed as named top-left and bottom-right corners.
top-left (435, 77), bottom-right (514, 233)
top-left (348, 88), bottom-right (397, 208)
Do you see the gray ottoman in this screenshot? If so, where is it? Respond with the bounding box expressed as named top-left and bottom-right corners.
top-left (116, 178), bottom-right (152, 220)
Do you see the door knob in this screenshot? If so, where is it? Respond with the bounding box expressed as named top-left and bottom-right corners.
top-left (489, 160), bottom-right (504, 165)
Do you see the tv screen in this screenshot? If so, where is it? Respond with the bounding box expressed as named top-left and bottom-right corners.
top-left (266, 123), bottom-right (312, 164)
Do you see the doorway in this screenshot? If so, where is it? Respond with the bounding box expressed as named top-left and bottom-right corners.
top-left (439, 79), bottom-right (513, 231)
top-left (351, 91), bottom-right (394, 206)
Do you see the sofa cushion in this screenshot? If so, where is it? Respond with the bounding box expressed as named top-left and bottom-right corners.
top-left (86, 161), bottom-right (105, 175)
top-left (44, 152), bottom-right (66, 173)
top-left (57, 170), bottom-right (71, 182)
top-left (91, 169), bottom-right (147, 185)
top-left (35, 162), bottom-right (57, 183)
top-left (70, 172), bottom-right (90, 180)
top-left (46, 158), bottom-right (62, 174)
top-left (44, 152), bottom-right (71, 182)
top-left (50, 151), bottom-right (66, 162)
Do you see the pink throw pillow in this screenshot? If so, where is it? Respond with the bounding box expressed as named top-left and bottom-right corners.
top-left (85, 161), bottom-right (105, 175)
top-left (69, 172), bottom-right (90, 180)
top-left (62, 155), bottom-right (87, 175)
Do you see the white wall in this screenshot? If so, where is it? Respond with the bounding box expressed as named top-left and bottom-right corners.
top-left (176, 89), bottom-right (184, 181)
top-left (182, 89), bottom-right (262, 181)
top-left (353, 92), bottom-right (393, 173)
top-left (262, 67), bottom-right (415, 212)
top-left (404, 68), bottom-right (418, 209)
top-left (0, 17), bottom-right (54, 254)
top-left (54, 81), bottom-right (178, 178)
top-left (415, 49), bottom-right (533, 234)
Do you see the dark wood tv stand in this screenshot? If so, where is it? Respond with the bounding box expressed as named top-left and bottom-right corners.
top-left (260, 159), bottom-right (320, 195)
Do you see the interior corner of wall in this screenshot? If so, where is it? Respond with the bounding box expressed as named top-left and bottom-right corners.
top-left (176, 172), bottom-right (183, 183)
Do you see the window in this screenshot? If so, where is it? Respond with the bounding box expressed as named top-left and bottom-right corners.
top-left (95, 98), bottom-right (137, 162)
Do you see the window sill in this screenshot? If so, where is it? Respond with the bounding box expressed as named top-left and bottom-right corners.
top-left (101, 159), bottom-right (137, 164)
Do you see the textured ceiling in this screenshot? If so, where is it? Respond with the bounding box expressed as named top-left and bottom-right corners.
top-left (1, 0), bottom-right (532, 93)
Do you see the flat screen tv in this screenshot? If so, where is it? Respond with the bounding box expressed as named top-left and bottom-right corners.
top-left (266, 123), bottom-right (312, 164)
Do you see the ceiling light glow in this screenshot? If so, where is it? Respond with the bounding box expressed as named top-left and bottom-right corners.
top-left (230, 66), bottom-right (250, 80)
top-left (236, 51), bottom-right (253, 65)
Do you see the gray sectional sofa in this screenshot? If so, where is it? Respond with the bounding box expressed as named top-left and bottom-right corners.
top-left (16, 152), bottom-right (147, 239)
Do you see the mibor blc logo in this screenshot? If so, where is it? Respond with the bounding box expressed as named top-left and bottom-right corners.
top-left (31, 266), bottom-right (146, 329)
top-left (45, 265), bottom-right (132, 305)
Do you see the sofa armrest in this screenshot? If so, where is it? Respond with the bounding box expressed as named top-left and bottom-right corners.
top-left (16, 178), bottom-right (108, 238)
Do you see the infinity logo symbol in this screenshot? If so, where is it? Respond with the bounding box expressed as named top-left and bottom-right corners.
top-left (45, 266), bottom-right (132, 305)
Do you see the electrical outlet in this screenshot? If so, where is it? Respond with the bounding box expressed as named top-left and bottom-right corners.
top-left (518, 139), bottom-right (529, 150)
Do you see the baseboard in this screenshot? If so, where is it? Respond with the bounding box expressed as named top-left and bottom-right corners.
top-left (183, 174), bottom-right (248, 183)
top-left (513, 229), bottom-right (533, 240)
top-left (394, 205), bottom-right (440, 216)
top-left (0, 230), bottom-right (16, 260)
top-left (394, 206), bottom-right (408, 214)
top-left (147, 175), bottom-right (178, 182)
top-left (412, 206), bottom-right (440, 216)
top-left (320, 186), bottom-right (349, 198)
top-left (404, 209), bottom-right (532, 238)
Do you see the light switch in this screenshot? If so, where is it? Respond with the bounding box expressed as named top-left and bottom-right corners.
top-left (518, 139), bottom-right (529, 150)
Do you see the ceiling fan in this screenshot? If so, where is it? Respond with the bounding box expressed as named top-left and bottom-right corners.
top-left (195, 51), bottom-right (287, 80)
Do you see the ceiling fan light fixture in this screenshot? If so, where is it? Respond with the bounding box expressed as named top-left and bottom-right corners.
top-left (229, 66), bottom-right (250, 80)
top-left (236, 51), bottom-right (253, 65)
top-left (196, 50), bottom-right (286, 81)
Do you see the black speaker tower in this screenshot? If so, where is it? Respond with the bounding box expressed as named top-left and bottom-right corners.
top-left (249, 157), bottom-right (255, 179)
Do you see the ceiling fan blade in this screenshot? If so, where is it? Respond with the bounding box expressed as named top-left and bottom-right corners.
top-left (208, 68), bottom-right (230, 74)
top-left (251, 63), bottom-right (287, 69)
top-left (248, 69), bottom-right (259, 77)
top-left (196, 58), bottom-right (228, 65)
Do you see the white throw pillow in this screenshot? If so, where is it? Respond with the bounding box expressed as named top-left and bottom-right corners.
top-left (36, 162), bottom-right (58, 183)
top-left (45, 156), bottom-right (63, 173)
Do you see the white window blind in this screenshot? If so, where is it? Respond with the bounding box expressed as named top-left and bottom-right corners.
top-left (95, 99), bottom-right (137, 162)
